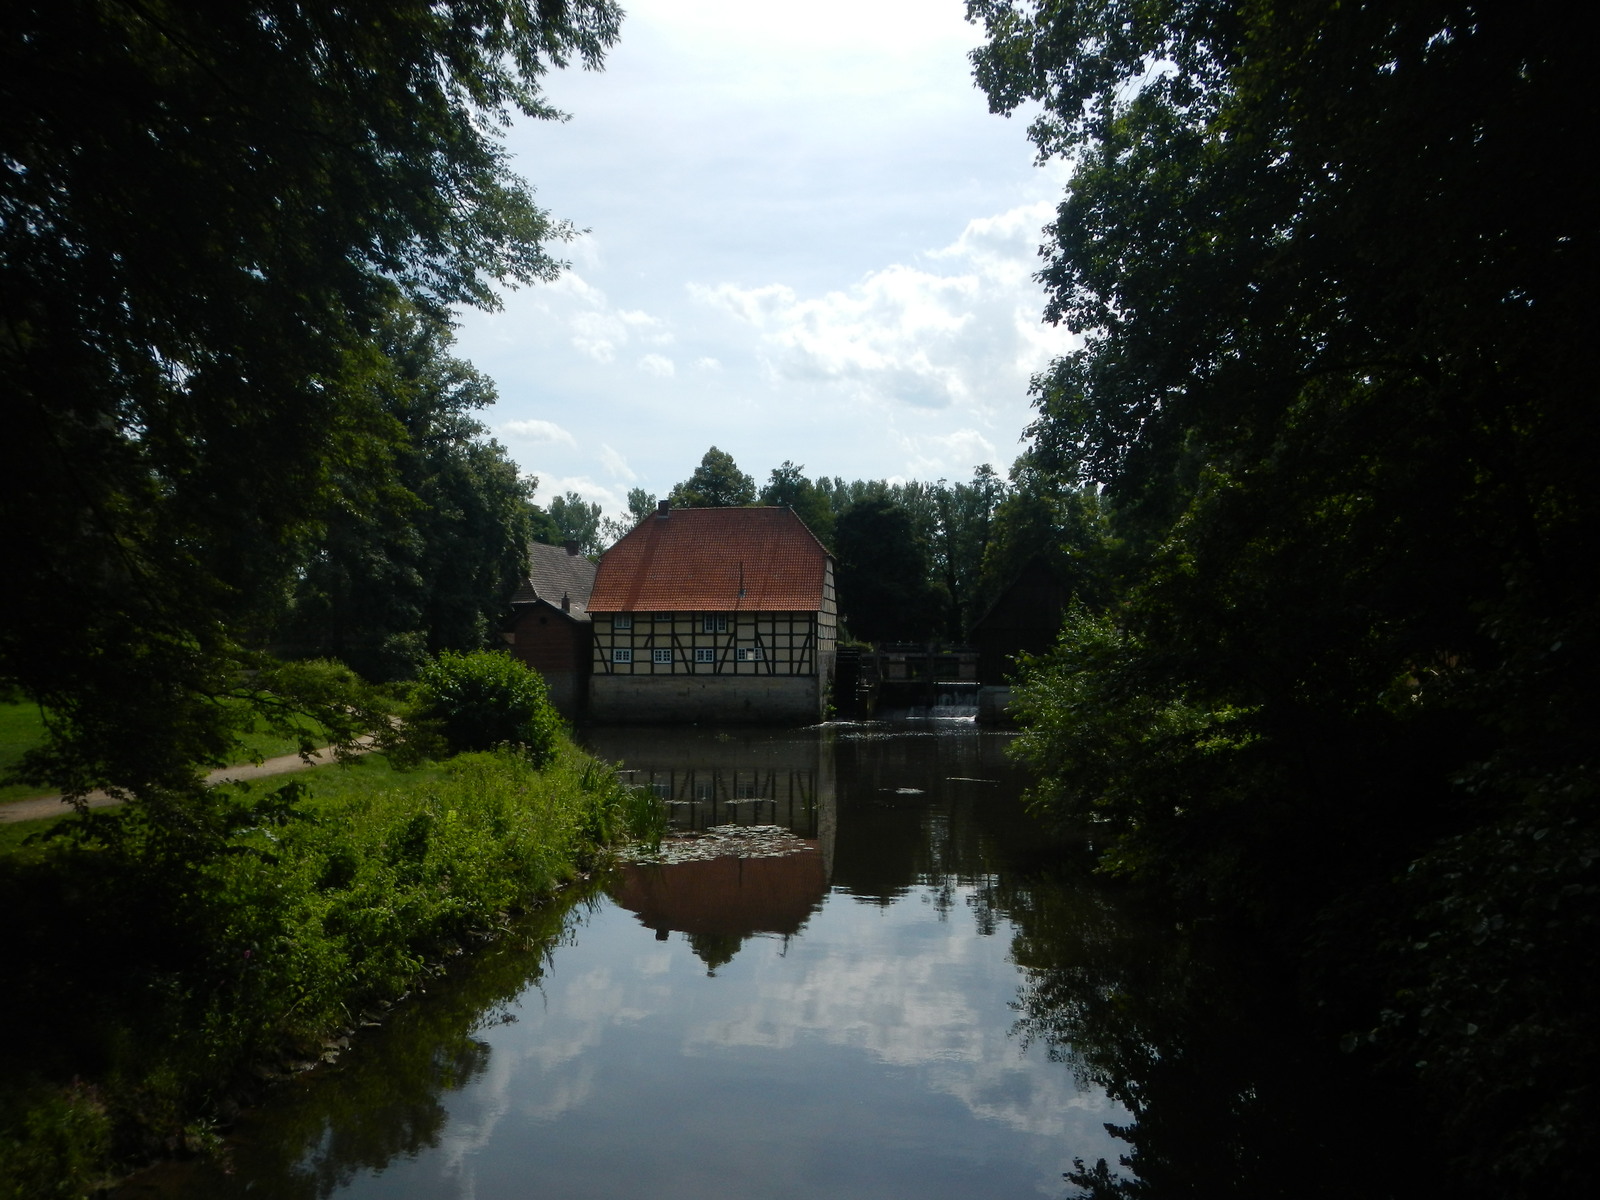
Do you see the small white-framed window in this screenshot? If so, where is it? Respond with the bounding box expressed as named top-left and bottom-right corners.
top-left (612, 648), bottom-right (632, 663)
top-left (653, 648), bottom-right (673, 664)
top-left (614, 614), bottom-right (632, 630)
top-left (702, 614), bottom-right (728, 633)
top-left (653, 612), bottom-right (672, 622)
top-left (736, 646), bottom-right (764, 662)
top-left (694, 647), bottom-right (715, 664)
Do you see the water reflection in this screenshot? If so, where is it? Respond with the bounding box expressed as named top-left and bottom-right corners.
top-left (1005, 877), bottom-right (1425, 1198)
top-left (121, 724), bottom-right (1131, 1199)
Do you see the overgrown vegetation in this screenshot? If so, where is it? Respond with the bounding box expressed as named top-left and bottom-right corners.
top-left (0, 738), bottom-right (658, 1197)
top-left (970, 0), bottom-right (1596, 1193)
top-left (2, 0), bottom-right (621, 801)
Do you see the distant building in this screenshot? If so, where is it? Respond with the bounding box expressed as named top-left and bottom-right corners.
top-left (504, 540), bottom-right (597, 718)
top-left (587, 502), bottom-right (837, 724)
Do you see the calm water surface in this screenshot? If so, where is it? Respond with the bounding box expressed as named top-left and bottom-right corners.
top-left (124, 721), bottom-right (1418, 1199)
top-left (130, 722), bottom-right (1142, 1198)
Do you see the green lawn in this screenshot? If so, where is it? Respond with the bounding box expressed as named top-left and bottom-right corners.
top-left (0, 700), bottom-right (331, 804)
top-left (0, 702), bottom-right (49, 803)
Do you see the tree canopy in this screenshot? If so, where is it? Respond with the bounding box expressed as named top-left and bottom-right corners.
top-left (279, 302), bottom-right (542, 681)
top-left (547, 490), bottom-right (605, 556)
top-left (0, 1), bottom-right (621, 797)
top-left (668, 446), bottom-right (757, 508)
top-left (970, 0), bottom-right (1596, 1188)
top-left (834, 499), bottom-right (943, 645)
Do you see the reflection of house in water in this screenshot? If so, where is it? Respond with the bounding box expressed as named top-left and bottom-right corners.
top-left (611, 853), bottom-right (827, 975)
top-left (586, 727), bottom-right (838, 974)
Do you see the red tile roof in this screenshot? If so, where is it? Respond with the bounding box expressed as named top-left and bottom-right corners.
top-left (589, 506), bottom-right (830, 613)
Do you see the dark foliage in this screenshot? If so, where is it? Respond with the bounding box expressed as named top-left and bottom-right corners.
top-left (970, 0), bottom-right (1598, 1190)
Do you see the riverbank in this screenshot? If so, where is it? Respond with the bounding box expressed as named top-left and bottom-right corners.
top-left (0, 739), bottom-right (656, 1198)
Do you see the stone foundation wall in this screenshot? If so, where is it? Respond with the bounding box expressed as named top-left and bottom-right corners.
top-left (590, 674), bottom-right (823, 725)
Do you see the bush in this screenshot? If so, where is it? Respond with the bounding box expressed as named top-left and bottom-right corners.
top-left (0, 738), bottom-right (636, 1187)
top-left (411, 651), bottom-right (562, 765)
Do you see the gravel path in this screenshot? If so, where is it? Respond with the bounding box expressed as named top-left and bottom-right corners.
top-left (0, 744), bottom-right (367, 824)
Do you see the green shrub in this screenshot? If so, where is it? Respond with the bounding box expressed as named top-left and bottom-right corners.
top-left (0, 737), bottom-right (635, 1186)
top-left (411, 651), bottom-right (562, 765)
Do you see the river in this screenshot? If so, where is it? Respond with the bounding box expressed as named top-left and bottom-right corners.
top-left (119, 721), bottom-right (1412, 1199)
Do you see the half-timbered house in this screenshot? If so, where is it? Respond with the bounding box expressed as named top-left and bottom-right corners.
top-left (587, 502), bottom-right (837, 723)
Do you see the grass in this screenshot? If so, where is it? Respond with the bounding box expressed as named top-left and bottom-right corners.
top-left (0, 702), bottom-right (49, 802)
top-left (0, 737), bottom-right (659, 1197)
top-left (0, 700), bottom-right (332, 804)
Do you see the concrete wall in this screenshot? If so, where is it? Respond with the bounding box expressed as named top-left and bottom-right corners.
top-left (590, 674), bottom-right (823, 725)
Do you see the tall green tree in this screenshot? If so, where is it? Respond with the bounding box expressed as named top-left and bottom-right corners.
top-left (0, 0), bottom-right (620, 797)
top-left (834, 499), bottom-right (942, 644)
top-left (972, 0), bottom-right (1597, 1188)
top-left (547, 490), bottom-right (604, 556)
top-left (668, 446), bottom-right (757, 509)
top-left (284, 303), bottom-right (539, 680)
top-left (598, 486), bottom-right (657, 546)
top-left (759, 461), bottom-right (836, 547)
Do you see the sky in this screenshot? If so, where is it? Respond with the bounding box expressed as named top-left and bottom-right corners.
top-left (450, 0), bottom-right (1076, 522)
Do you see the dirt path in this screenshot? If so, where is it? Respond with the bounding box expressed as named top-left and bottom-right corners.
top-left (0, 744), bottom-right (368, 824)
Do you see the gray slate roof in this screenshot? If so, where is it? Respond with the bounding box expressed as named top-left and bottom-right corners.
top-left (510, 541), bottom-right (597, 621)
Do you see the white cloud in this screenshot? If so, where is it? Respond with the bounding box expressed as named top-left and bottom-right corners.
top-left (532, 474), bottom-right (624, 514)
top-left (501, 418), bottom-right (577, 447)
top-left (689, 200), bottom-right (1075, 418)
top-left (898, 428), bottom-right (1002, 478)
top-left (637, 353), bottom-right (676, 378)
top-left (544, 273), bottom-right (675, 366)
top-left (599, 444), bottom-right (637, 482)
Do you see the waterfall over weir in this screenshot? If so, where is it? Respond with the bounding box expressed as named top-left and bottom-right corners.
top-left (882, 680), bottom-right (980, 720)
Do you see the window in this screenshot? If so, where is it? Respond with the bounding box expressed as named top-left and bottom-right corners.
top-left (694, 647), bottom-right (715, 664)
top-left (614, 614), bottom-right (632, 630)
top-left (702, 614), bottom-right (728, 633)
top-left (653, 612), bottom-right (672, 622)
top-left (653, 648), bottom-right (673, 664)
top-left (612, 648), bottom-right (632, 664)
top-left (736, 646), bottom-right (764, 662)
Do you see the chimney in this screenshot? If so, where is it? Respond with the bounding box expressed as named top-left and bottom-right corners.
top-left (563, 539), bottom-right (579, 555)
top-left (561, 592), bottom-right (571, 612)
top-left (657, 499), bottom-right (671, 517)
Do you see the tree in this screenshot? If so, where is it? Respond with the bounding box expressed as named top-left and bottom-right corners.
top-left (974, 456), bottom-right (1113, 623)
top-left (926, 465), bottom-right (1008, 639)
top-left (759, 462), bottom-right (835, 547)
top-left (668, 447), bottom-right (756, 508)
top-left (598, 486), bottom-right (656, 546)
top-left (834, 499), bottom-right (942, 644)
top-left (0, 1), bottom-right (621, 798)
top-left (972, 0), bottom-right (1598, 1187)
top-left (282, 302), bottom-right (538, 680)
top-left (547, 491), bottom-right (604, 557)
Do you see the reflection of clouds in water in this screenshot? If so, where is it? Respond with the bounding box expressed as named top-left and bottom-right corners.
top-left (432, 949), bottom-right (673, 1187)
top-left (681, 886), bottom-right (1111, 1139)
top-left (421, 886), bottom-right (1119, 1195)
